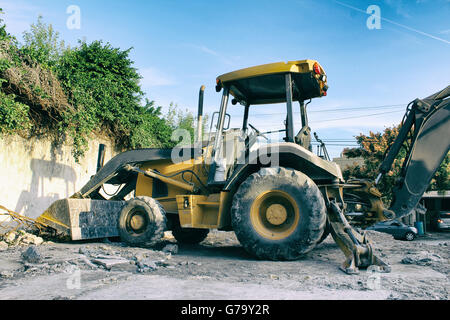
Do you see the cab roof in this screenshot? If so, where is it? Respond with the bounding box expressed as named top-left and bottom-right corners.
top-left (216, 60), bottom-right (327, 105)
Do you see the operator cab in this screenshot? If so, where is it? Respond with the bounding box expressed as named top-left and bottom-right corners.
top-left (207, 60), bottom-right (329, 185)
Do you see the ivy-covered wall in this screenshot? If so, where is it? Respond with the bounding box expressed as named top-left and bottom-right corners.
top-left (0, 12), bottom-right (195, 163)
top-left (0, 11), bottom-right (201, 218)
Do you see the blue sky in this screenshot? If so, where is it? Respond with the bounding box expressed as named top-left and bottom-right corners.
top-left (1, 0), bottom-right (449, 158)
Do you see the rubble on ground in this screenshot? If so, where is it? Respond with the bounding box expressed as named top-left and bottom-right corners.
top-left (162, 244), bottom-right (178, 255)
top-left (136, 258), bottom-right (158, 273)
top-left (401, 251), bottom-right (445, 266)
top-left (0, 230), bottom-right (448, 300)
top-left (21, 246), bottom-right (42, 264)
top-left (91, 255), bottom-right (135, 272)
top-left (0, 230), bottom-right (45, 248)
top-left (0, 241), bottom-right (8, 251)
top-left (0, 270), bottom-right (14, 278)
top-left (0, 242), bottom-right (173, 278)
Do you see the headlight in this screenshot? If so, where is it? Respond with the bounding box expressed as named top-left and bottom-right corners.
top-left (411, 227), bottom-right (418, 233)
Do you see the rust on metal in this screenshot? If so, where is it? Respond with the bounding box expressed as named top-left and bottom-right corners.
top-left (0, 205), bottom-right (52, 235)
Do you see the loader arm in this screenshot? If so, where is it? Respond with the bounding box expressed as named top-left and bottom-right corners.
top-left (377, 86), bottom-right (450, 219)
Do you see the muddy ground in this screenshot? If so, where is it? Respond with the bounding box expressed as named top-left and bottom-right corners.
top-left (0, 229), bottom-right (448, 300)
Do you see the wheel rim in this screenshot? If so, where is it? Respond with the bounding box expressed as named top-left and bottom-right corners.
top-left (250, 190), bottom-right (300, 240)
top-left (406, 233), bottom-right (414, 240)
top-left (126, 207), bottom-right (149, 235)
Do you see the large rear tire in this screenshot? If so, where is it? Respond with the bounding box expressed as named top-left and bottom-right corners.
top-left (231, 167), bottom-right (326, 260)
top-left (118, 196), bottom-right (166, 246)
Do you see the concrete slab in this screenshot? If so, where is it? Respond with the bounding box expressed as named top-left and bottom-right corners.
top-left (0, 258), bottom-right (23, 272)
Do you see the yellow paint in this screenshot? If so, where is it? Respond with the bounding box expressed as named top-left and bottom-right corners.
top-left (132, 147), bottom-right (234, 230)
top-left (135, 155), bottom-right (209, 214)
top-left (250, 190), bottom-right (300, 240)
top-left (36, 211), bottom-right (69, 229)
top-left (217, 60), bottom-right (324, 83)
top-left (266, 204), bottom-right (288, 226)
top-left (144, 168), bottom-right (195, 192)
top-left (174, 192), bottom-right (231, 229)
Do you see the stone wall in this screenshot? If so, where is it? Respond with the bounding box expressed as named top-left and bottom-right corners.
top-left (0, 134), bottom-right (119, 219)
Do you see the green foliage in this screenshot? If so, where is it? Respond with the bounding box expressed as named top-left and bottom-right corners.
top-left (0, 58), bottom-right (11, 72)
top-left (129, 99), bottom-right (173, 149)
top-left (0, 91), bottom-right (32, 134)
top-left (165, 103), bottom-right (195, 145)
top-left (429, 153), bottom-right (450, 191)
top-left (57, 40), bottom-right (143, 130)
top-left (0, 8), bottom-right (9, 41)
top-left (56, 40), bottom-right (178, 159)
top-left (342, 127), bottom-right (403, 202)
top-left (165, 103), bottom-right (210, 146)
top-left (343, 125), bottom-right (450, 203)
top-left (20, 15), bottom-right (66, 68)
top-left (0, 11), bottom-right (28, 134)
top-left (0, 13), bottom-right (197, 161)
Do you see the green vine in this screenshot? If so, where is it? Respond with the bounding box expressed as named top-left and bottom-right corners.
top-left (0, 12), bottom-right (187, 162)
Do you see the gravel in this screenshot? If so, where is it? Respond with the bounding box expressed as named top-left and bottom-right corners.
top-left (0, 230), bottom-right (448, 300)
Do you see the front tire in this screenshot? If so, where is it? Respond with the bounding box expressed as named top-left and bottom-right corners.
top-left (231, 167), bottom-right (326, 260)
top-left (118, 196), bottom-right (166, 246)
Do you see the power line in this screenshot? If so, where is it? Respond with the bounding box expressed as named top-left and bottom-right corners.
top-left (312, 144), bottom-right (359, 146)
top-left (244, 103), bottom-right (406, 117)
top-left (312, 110), bottom-right (405, 123)
top-left (260, 109), bottom-right (404, 128)
top-left (319, 139), bottom-right (358, 141)
top-left (312, 104), bottom-right (401, 115)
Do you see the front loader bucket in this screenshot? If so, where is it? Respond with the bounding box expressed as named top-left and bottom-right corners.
top-left (37, 199), bottom-right (125, 240)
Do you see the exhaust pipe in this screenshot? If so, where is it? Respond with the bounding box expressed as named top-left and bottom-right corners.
top-left (96, 144), bottom-right (106, 173)
top-left (196, 85), bottom-right (205, 144)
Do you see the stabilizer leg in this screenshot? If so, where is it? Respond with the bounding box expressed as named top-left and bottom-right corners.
top-left (327, 201), bottom-right (391, 275)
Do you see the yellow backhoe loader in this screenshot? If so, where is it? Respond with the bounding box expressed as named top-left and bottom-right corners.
top-left (36, 60), bottom-right (450, 274)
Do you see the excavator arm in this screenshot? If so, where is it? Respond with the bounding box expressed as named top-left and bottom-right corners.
top-left (377, 86), bottom-right (450, 219)
top-left (332, 86), bottom-right (449, 274)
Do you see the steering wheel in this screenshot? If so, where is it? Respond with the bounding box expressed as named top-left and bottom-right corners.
top-left (248, 123), bottom-right (269, 141)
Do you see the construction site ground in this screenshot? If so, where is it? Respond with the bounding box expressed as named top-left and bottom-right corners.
top-left (0, 229), bottom-right (448, 300)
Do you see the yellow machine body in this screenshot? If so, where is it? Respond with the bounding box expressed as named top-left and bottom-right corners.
top-left (133, 155), bottom-right (232, 230)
